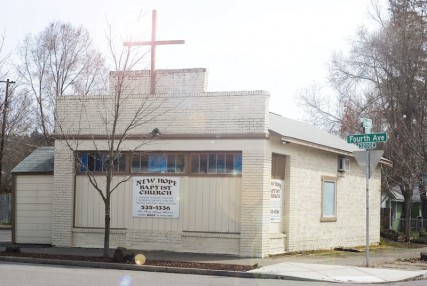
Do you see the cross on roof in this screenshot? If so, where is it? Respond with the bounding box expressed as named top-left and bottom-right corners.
top-left (124, 10), bottom-right (185, 94)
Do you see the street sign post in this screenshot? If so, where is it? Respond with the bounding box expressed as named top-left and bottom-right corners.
top-left (347, 120), bottom-right (388, 267)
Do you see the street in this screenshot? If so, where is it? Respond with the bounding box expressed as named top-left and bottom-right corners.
top-left (0, 262), bottom-right (425, 286)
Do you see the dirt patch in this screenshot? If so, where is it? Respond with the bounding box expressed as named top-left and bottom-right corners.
top-left (0, 252), bottom-right (255, 272)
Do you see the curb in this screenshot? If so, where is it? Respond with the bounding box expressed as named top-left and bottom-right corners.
top-left (0, 256), bottom-right (274, 279)
top-left (1, 256), bottom-right (426, 283)
top-left (0, 255), bottom-right (326, 281)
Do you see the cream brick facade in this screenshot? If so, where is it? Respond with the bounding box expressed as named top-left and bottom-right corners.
top-left (269, 137), bottom-right (381, 252)
top-left (51, 144), bottom-right (74, 246)
top-left (43, 68), bottom-right (382, 257)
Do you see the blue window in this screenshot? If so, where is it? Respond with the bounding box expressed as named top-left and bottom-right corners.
top-left (190, 152), bottom-right (242, 175)
top-left (77, 152), bottom-right (126, 173)
top-left (132, 153), bottom-right (185, 174)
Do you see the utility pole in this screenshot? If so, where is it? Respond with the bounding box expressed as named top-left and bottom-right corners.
top-left (0, 79), bottom-right (15, 193)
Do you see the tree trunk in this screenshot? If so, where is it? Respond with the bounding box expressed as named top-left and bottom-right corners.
top-left (420, 182), bottom-right (427, 219)
top-left (104, 200), bottom-right (110, 257)
top-left (403, 198), bottom-right (412, 240)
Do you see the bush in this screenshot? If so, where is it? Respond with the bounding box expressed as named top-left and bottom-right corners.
top-left (113, 247), bottom-right (135, 263)
top-left (5, 245), bottom-right (21, 253)
top-left (381, 228), bottom-right (402, 241)
top-left (410, 237), bottom-right (427, 244)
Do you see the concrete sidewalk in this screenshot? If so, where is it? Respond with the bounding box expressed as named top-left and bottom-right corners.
top-left (250, 262), bottom-right (427, 283)
top-left (1, 229), bottom-right (427, 283)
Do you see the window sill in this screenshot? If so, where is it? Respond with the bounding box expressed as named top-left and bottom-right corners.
top-left (320, 217), bottom-right (337, 222)
top-left (182, 231), bottom-right (240, 239)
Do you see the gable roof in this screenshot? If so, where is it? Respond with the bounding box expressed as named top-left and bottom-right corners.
top-left (12, 147), bottom-right (54, 173)
top-left (268, 112), bottom-right (358, 155)
top-left (386, 187), bottom-right (422, 203)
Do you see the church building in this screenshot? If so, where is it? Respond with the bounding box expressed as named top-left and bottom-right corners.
top-left (12, 67), bottom-right (384, 257)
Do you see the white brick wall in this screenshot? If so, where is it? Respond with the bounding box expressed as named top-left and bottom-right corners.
top-left (110, 68), bottom-right (208, 94)
top-left (56, 91), bottom-right (269, 136)
top-left (51, 143), bottom-right (75, 246)
top-left (240, 143), bottom-right (272, 257)
top-left (269, 137), bottom-right (381, 252)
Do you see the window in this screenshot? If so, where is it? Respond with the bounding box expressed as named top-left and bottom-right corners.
top-left (190, 152), bottom-right (242, 175)
top-left (132, 152), bottom-right (185, 174)
top-left (271, 154), bottom-right (286, 180)
top-left (321, 176), bottom-right (337, 221)
top-left (78, 152), bottom-right (127, 173)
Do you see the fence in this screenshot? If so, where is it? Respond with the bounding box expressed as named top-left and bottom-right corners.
top-left (0, 193), bottom-right (11, 224)
top-left (392, 217), bottom-right (426, 233)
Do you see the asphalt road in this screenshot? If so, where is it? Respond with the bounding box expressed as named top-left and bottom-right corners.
top-left (0, 262), bottom-right (425, 286)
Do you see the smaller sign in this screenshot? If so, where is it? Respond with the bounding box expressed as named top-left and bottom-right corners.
top-left (361, 118), bottom-right (372, 128)
top-left (353, 150), bottom-right (384, 178)
top-left (270, 179), bottom-right (284, 222)
top-left (358, 142), bottom-right (377, 149)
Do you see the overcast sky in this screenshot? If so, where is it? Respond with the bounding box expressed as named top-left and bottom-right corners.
top-left (1, 0), bottom-right (385, 120)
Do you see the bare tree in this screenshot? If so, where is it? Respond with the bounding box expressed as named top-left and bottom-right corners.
top-left (0, 32), bottom-right (35, 221)
top-left (16, 22), bottom-right (108, 145)
top-left (299, 0), bottom-right (427, 239)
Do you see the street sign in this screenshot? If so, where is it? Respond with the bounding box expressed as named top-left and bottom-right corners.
top-left (358, 142), bottom-right (377, 149)
top-left (347, 133), bottom-right (387, 144)
top-left (353, 150), bottom-right (384, 178)
top-left (361, 118), bottom-right (372, 134)
top-left (361, 118), bottom-right (372, 128)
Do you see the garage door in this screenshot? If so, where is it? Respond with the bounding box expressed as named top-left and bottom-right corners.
top-left (15, 175), bottom-right (53, 244)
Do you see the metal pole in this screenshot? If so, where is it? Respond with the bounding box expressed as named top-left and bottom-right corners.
top-left (366, 149), bottom-right (370, 267)
top-left (150, 10), bottom-right (157, 95)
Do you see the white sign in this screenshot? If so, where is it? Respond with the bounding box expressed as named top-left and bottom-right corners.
top-left (133, 177), bottom-right (180, 218)
top-left (361, 118), bottom-right (372, 128)
top-left (353, 150), bottom-right (384, 179)
top-left (271, 179), bottom-right (284, 222)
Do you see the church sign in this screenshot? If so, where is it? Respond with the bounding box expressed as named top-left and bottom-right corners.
top-left (133, 177), bottom-right (180, 218)
top-left (271, 179), bottom-right (284, 222)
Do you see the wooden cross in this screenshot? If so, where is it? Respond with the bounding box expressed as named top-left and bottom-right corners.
top-left (124, 10), bottom-right (185, 94)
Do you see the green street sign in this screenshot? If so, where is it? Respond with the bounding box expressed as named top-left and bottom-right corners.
top-left (347, 133), bottom-right (387, 144)
top-left (358, 142), bottom-right (377, 149)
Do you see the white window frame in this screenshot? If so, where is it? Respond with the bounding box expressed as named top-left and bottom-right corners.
top-left (321, 176), bottom-right (337, 222)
